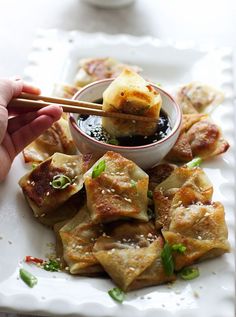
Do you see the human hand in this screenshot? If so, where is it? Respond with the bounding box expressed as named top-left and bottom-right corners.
top-left (0, 78), bottom-right (62, 182)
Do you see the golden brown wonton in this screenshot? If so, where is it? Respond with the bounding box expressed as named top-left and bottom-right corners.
top-left (93, 222), bottom-right (175, 291)
top-left (19, 153), bottom-right (91, 219)
top-left (74, 57), bottom-right (141, 88)
top-left (153, 165), bottom-right (230, 269)
top-left (102, 69), bottom-right (162, 137)
top-left (84, 151), bottom-right (149, 223)
top-left (162, 201), bottom-right (230, 270)
top-left (166, 114), bottom-right (229, 162)
top-left (153, 166), bottom-right (213, 230)
top-left (59, 205), bottom-right (104, 275)
top-left (176, 82), bottom-right (224, 114)
top-left (23, 114), bottom-right (77, 164)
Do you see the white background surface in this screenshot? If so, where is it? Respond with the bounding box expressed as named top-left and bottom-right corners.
top-left (0, 0), bottom-right (235, 316)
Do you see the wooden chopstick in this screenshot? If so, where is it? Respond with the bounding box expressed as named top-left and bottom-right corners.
top-left (8, 93), bottom-right (156, 123)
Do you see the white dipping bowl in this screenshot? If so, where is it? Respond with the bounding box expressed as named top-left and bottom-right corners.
top-left (69, 79), bottom-right (182, 170)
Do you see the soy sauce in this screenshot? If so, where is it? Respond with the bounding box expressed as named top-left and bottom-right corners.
top-left (78, 100), bottom-right (171, 147)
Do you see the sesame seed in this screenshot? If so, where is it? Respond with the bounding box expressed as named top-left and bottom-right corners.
top-left (46, 191), bottom-right (50, 196)
top-left (101, 189), bottom-right (105, 194)
top-left (40, 213), bottom-right (46, 217)
top-left (110, 188), bottom-right (115, 193)
top-left (124, 197), bottom-right (132, 203)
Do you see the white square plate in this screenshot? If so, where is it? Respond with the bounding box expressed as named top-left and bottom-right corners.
top-left (0, 29), bottom-right (235, 317)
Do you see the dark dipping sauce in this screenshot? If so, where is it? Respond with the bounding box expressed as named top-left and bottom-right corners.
top-left (78, 100), bottom-right (171, 147)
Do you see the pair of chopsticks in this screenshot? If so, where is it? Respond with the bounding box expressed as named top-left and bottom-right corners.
top-left (8, 93), bottom-right (156, 123)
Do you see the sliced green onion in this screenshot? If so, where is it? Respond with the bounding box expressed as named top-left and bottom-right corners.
top-left (171, 243), bottom-right (187, 253)
top-left (50, 174), bottom-right (72, 189)
top-left (180, 267), bottom-right (199, 280)
top-left (186, 157), bottom-right (202, 169)
top-left (161, 242), bottom-right (174, 276)
top-left (92, 160), bottom-right (106, 179)
top-left (19, 268), bottom-right (38, 288)
top-left (43, 259), bottom-right (60, 272)
top-left (31, 163), bottom-right (38, 170)
top-left (108, 138), bottom-right (119, 146)
top-left (108, 287), bottom-right (125, 303)
top-left (130, 180), bottom-right (137, 188)
top-left (147, 190), bottom-right (153, 199)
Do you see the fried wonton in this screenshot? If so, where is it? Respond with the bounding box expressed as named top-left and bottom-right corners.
top-left (102, 69), bottom-right (162, 137)
top-left (166, 114), bottom-right (229, 162)
top-left (38, 191), bottom-right (85, 227)
top-left (162, 201), bottom-right (230, 270)
top-left (23, 114), bottom-right (77, 163)
top-left (93, 222), bottom-right (175, 291)
top-left (153, 166), bottom-right (213, 230)
top-left (19, 153), bottom-right (91, 219)
top-left (176, 82), bottom-right (224, 114)
top-left (74, 57), bottom-right (141, 87)
top-left (84, 151), bottom-right (149, 223)
top-left (153, 166), bottom-right (230, 268)
top-left (59, 205), bottom-right (104, 275)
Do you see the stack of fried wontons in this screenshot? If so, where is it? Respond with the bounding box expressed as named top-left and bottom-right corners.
top-left (19, 151), bottom-right (230, 291)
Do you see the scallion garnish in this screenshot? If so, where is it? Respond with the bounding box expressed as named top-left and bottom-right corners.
top-left (171, 243), bottom-right (187, 253)
top-left (130, 180), bottom-right (137, 188)
top-left (31, 163), bottom-right (38, 170)
top-left (186, 157), bottom-right (202, 169)
top-left (19, 268), bottom-right (38, 288)
top-left (161, 242), bottom-right (174, 276)
top-left (92, 160), bottom-right (106, 178)
top-left (43, 259), bottom-right (60, 272)
top-left (108, 287), bottom-right (125, 303)
top-left (108, 138), bottom-right (119, 146)
top-left (147, 190), bottom-right (153, 199)
top-left (180, 267), bottom-right (199, 280)
top-left (50, 174), bottom-right (72, 189)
